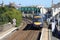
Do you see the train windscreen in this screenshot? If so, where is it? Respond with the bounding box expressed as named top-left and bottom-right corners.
top-left (33, 18), bottom-right (43, 22)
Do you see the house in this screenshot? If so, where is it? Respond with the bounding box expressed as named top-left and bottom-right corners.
top-left (51, 2), bottom-right (60, 31)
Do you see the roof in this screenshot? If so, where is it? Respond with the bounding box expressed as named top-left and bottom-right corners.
top-left (52, 2), bottom-right (60, 8)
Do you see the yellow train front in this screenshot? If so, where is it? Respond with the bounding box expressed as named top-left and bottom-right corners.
top-left (33, 15), bottom-right (43, 28)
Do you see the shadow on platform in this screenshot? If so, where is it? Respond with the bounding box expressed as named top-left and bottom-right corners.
top-left (23, 24), bottom-right (42, 30)
top-left (53, 31), bottom-right (60, 39)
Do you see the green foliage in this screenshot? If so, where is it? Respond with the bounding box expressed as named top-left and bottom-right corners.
top-left (0, 6), bottom-right (22, 26)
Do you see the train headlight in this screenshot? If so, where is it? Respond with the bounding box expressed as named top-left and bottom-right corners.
top-left (34, 22), bottom-right (42, 25)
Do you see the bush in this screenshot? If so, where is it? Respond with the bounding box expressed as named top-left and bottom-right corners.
top-left (0, 6), bottom-right (22, 27)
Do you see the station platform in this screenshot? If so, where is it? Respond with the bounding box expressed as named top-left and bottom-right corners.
top-left (40, 23), bottom-right (51, 40)
top-left (0, 27), bottom-right (17, 40)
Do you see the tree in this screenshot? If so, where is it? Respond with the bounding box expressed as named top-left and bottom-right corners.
top-left (0, 6), bottom-right (22, 27)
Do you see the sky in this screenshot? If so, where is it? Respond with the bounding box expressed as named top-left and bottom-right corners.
top-left (0, 0), bottom-right (60, 7)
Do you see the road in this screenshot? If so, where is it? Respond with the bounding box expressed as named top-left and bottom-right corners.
top-left (2, 18), bottom-right (41, 40)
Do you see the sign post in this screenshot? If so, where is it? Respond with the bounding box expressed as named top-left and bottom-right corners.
top-left (12, 18), bottom-right (16, 27)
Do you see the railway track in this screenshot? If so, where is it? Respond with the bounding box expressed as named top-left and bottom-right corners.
top-left (2, 18), bottom-right (42, 40)
top-left (23, 18), bottom-right (32, 24)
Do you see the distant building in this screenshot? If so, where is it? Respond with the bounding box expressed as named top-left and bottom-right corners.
top-left (19, 6), bottom-right (40, 13)
top-left (52, 2), bottom-right (60, 8)
top-left (51, 2), bottom-right (60, 31)
top-left (18, 5), bottom-right (47, 14)
top-left (18, 5), bottom-right (47, 18)
top-left (49, 2), bottom-right (60, 17)
top-left (40, 7), bottom-right (47, 14)
top-left (9, 2), bottom-right (20, 9)
top-left (0, 1), bottom-right (5, 7)
top-left (51, 2), bottom-right (60, 17)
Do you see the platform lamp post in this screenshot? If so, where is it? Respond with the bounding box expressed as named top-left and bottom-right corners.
top-left (52, 0), bottom-right (55, 22)
top-left (32, 11), bottom-right (34, 18)
top-left (49, 0), bottom-right (54, 40)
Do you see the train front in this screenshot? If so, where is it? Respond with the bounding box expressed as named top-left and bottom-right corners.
top-left (33, 14), bottom-right (43, 28)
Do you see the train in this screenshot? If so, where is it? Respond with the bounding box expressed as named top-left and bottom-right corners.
top-left (33, 13), bottom-right (43, 28)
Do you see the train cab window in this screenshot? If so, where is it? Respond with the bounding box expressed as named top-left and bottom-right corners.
top-left (34, 13), bottom-right (41, 16)
top-left (33, 18), bottom-right (43, 22)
